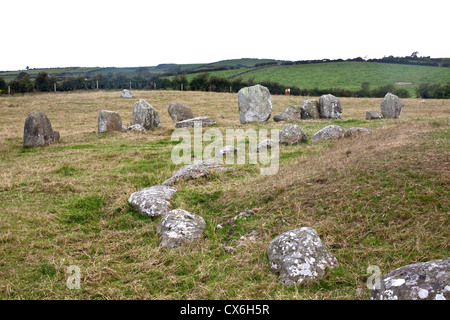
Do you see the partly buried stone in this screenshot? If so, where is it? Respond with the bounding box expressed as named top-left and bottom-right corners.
top-left (380, 92), bottom-right (404, 119)
top-left (319, 94), bottom-right (342, 119)
top-left (366, 110), bottom-right (383, 120)
top-left (279, 124), bottom-right (308, 145)
top-left (273, 105), bottom-right (302, 122)
top-left (268, 227), bottom-right (338, 286)
top-left (126, 124), bottom-right (147, 133)
top-left (344, 127), bottom-right (372, 138)
top-left (23, 111), bottom-right (60, 147)
top-left (311, 124), bottom-right (345, 141)
top-left (370, 257), bottom-right (450, 300)
top-left (157, 209), bottom-right (206, 248)
top-left (168, 102), bottom-right (194, 122)
top-left (238, 84), bottom-right (272, 123)
top-left (127, 185), bottom-right (177, 217)
top-left (132, 99), bottom-right (161, 129)
top-left (98, 110), bottom-right (123, 133)
top-left (216, 145), bottom-right (239, 157)
top-left (121, 89), bottom-right (132, 98)
top-left (162, 164), bottom-right (210, 186)
top-left (300, 99), bottom-right (320, 119)
top-left (175, 116), bottom-right (216, 128)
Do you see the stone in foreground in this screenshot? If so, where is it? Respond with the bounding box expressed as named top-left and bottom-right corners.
top-left (175, 116), bottom-right (216, 128)
top-left (273, 105), bottom-right (302, 122)
top-left (268, 227), bottom-right (338, 286)
top-left (319, 94), bottom-right (342, 119)
top-left (300, 99), bottom-right (320, 119)
top-left (23, 111), bottom-right (60, 147)
top-left (127, 185), bottom-right (177, 217)
top-left (238, 84), bottom-right (272, 123)
top-left (380, 92), bottom-right (404, 119)
top-left (370, 257), bottom-right (450, 300)
top-left (132, 99), bottom-right (161, 129)
top-left (279, 124), bottom-right (308, 145)
top-left (311, 125), bottom-right (345, 141)
top-left (168, 102), bottom-right (194, 122)
top-left (366, 110), bottom-right (383, 120)
top-left (98, 110), bottom-right (123, 133)
top-left (157, 209), bottom-right (206, 248)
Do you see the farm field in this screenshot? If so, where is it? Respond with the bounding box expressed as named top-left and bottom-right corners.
top-left (0, 90), bottom-right (449, 299)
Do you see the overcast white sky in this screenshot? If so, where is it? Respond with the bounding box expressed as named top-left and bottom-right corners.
top-left (1, 0), bottom-right (448, 71)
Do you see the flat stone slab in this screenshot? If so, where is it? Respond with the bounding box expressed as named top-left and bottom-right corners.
top-left (311, 124), bottom-right (345, 141)
top-left (344, 127), bottom-right (372, 138)
top-left (128, 185), bottom-right (177, 217)
top-left (175, 116), bottom-right (216, 128)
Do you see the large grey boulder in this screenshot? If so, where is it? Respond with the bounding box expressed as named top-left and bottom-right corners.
top-left (344, 127), bottom-right (372, 138)
top-left (380, 92), bottom-right (404, 119)
top-left (370, 258), bottom-right (450, 300)
top-left (128, 185), bottom-right (177, 217)
top-left (279, 124), bottom-right (308, 145)
top-left (23, 111), bottom-right (60, 147)
top-left (366, 110), bottom-right (383, 120)
top-left (157, 209), bottom-right (206, 248)
top-left (175, 116), bottom-right (216, 128)
top-left (319, 94), bottom-right (342, 119)
top-left (300, 99), bottom-right (320, 119)
top-left (98, 110), bottom-right (123, 133)
top-left (311, 125), bottom-right (345, 141)
top-left (132, 99), bottom-right (161, 129)
top-left (268, 227), bottom-right (338, 286)
top-left (121, 89), bottom-right (132, 98)
top-left (273, 105), bottom-right (302, 122)
top-left (238, 84), bottom-right (272, 123)
top-left (168, 103), bottom-right (194, 122)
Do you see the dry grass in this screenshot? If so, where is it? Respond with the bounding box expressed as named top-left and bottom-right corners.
top-left (0, 90), bottom-right (448, 300)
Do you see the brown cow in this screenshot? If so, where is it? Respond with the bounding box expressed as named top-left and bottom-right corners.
top-left (285, 88), bottom-right (291, 96)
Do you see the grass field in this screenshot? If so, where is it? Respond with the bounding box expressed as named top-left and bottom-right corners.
top-left (0, 90), bottom-right (448, 299)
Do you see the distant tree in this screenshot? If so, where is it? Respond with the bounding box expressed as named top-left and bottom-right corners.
top-left (189, 73), bottom-right (209, 91)
top-left (411, 51), bottom-right (419, 58)
top-left (0, 77), bottom-right (6, 93)
top-left (34, 72), bottom-right (55, 92)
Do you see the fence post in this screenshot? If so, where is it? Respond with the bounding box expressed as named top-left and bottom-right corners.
top-left (8, 85), bottom-right (10, 95)
top-left (54, 83), bottom-right (57, 92)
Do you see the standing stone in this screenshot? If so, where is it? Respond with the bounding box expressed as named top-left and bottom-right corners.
top-left (132, 99), bottom-right (161, 129)
top-left (273, 105), bottom-right (302, 122)
top-left (128, 185), bottom-right (177, 217)
top-left (98, 110), bottom-right (123, 133)
top-left (23, 111), bottom-right (60, 147)
top-left (121, 89), bottom-right (132, 98)
top-left (300, 99), bottom-right (320, 119)
top-left (366, 110), bottom-right (383, 120)
top-left (319, 94), bottom-right (342, 119)
top-left (268, 227), bottom-right (338, 286)
top-left (370, 258), bottom-right (450, 300)
top-left (311, 125), bottom-right (345, 141)
top-left (380, 92), bottom-right (404, 119)
top-left (238, 84), bottom-right (272, 123)
top-left (279, 124), bottom-right (308, 145)
top-left (168, 103), bottom-right (194, 122)
top-left (157, 209), bottom-right (206, 248)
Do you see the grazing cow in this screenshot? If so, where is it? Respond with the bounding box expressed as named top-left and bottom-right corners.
top-left (285, 88), bottom-right (291, 96)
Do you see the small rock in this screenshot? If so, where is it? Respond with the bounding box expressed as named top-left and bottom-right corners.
top-left (162, 165), bottom-right (210, 186)
top-left (121, 89), bottom-right (132, 98)
top-left (126, 124), bottom-right (147, 133)
top-left (366, 110), bottom-right (383, 120)
top-left (157, 209), bottom-right (206, 249)
top-left (175, 116), bottom-right (216, 128)
top-left (216, 145), bottom-right (239, 157)
top-left (279, 124), bottom-right (308, 145)
top-left (344, 127), bottom-right (372, 138)
top-left (311, 125), bottom-right (345, 141)
top-left (273, 105), bottom-right (302, 122)
top-left (256, 139), bottom-right (273, 150)
top-left (128, 185), bottom-right (177, 217)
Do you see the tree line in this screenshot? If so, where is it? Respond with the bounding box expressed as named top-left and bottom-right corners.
top-left (1, 71), bottom-right (449, 99)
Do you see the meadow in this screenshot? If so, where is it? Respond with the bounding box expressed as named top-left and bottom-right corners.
top-left (0, 90), bottom-right (448, 299)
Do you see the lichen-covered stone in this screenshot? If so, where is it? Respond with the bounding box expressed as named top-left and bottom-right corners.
top-left (157, 209), bottom-right (206, 248)
top-left (371, 258), bottom-right (450, 300)
top-left (174, 116), bottom-right (216, 128)
top-left (273, 105), bottom-right (302, 122)
top-left (23, 111), bottom-right (60, 147)
top-left (344, 127), bottom-right (372, 138)
top-left (238, 84), bottom-right (272, 123)
top-left (311, 125), bottom-right (345, 141)
top-left (380, 92), bottom-right (404, 119)
top-left (216, 145), bottom-right (239, 156)
top-left (301, 99), bottom-right (320, 119)
top-left (121, 89), bottom-right (132, 98)
top-left (162, 165), bottom-right (210, 186)
top-left (127, 185), bottom-right (177, 217)
top-left (132, 99), bottom-right (161, 129)
top-left (319, 94), bottom-right (342, 119)
top-left (279, 124), bottom-right (308, 145)
top-left (168, 103), bottom-right (194, 122)
top-left (98, 110), bottom-right (123, 133)
top-left (268, 227), bottom-right (338, 286)
top-left (366, 110), bottom-right (383, 120)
